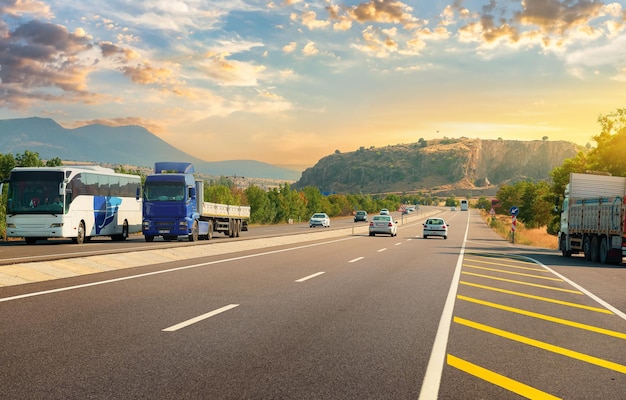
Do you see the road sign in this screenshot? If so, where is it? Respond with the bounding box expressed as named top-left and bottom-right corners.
top-left (509, 206), bottom-right (519, 216)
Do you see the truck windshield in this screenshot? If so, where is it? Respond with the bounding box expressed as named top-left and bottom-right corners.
top-left (144, 183), bottom-right (185, 201)
top-left (7, 171), bottom-right (65, 214)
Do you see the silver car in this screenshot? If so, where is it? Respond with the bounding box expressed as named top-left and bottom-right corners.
top-left (423, 218), bottom-right (449, 239)
top-left (309, 213), bottom-right (330, 228)
top-left (369, 215), bottom-right (398, 236)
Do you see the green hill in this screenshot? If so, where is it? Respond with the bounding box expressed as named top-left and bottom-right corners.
top-left (294, 138), bottom-right (582, 196)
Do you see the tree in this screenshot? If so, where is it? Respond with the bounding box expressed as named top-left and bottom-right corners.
top-left (15, 150), bottom-right (44, 167)
top-left (45, 157), bottom-right (63, 167)
top-left (587, 108), bottom-right (626, 176)
top-left (245, 185), bottom-right (272, 224)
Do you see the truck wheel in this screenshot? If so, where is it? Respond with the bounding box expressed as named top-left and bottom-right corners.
top-left (560, 236), bottom-right (571, 257)
top-left (590, 236), bottom-right (600, 262)
top-left (207, 221), bottom-right (213, 240)
top-left (229, 220), bottom-right (235, 238)
top-left (583, 237), bottom-right (591, 261)
top-left (599, 237), bottom-right (609, 264)
top-left (235, 220), bottom-right (240, 237)
top-left (145, 235), bottom-right (154, 242)
top-left (189, 221), bottom-right (199, 242)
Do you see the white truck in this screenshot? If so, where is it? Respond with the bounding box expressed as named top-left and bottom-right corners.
top-left (558, 172), bottom-right (626, 264)
top-left (142, 162), bottom-right (250, 242)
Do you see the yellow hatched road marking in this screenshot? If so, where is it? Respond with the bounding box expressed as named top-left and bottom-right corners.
top-left (464, 257), bottom-right (546, 272)
top-left (465, 253), bottom-right (537, 265)
top-left (447, 354), bottom-right (561, 400)
top-left (460, 281), bottom-right (612, 314)
top-left (455, 317), bottom-right (626, 374)
top-left (462, 272), bottom-right (582, 294)
top-left (463, 263), bottom-right (562, 281)
top-left (457, 295), bottom-right (624, 339)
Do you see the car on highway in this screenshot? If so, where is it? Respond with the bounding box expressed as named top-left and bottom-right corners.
top-left (423, 218), bottom-right (448, 239)
top-left (369, 215), bottom-right (398, 236)
top-left (380, 208), bottom-right (390, 215)
top-left (354, 210), bottom-right (368, 222)
top-left (309, 213), bottom-right (330, 228)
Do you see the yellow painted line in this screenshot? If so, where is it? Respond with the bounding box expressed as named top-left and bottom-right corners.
top-left (463, 264), bottom-right (562, 281)
top-left (464, 257), bottom-right (545, 272)
top-left (458, 295), bottom-right (624, 339)
top-left (447, 354), bottom-right (560, 400)
top-left (465, 253), bottom-right (536, 265)
top-left (460, 281), bottom-right (612, 314)
top-left (455, 317), bottom-right (626, 374)
top-left (462, 272), bottom-right (582, 294)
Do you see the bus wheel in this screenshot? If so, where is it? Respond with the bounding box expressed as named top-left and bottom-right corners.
top-left (112, 221), bottom-right (129, 241)
top-left (73, 221), bottom-right (86, 244)
top-left (25, 237), bottom-right (37, 245)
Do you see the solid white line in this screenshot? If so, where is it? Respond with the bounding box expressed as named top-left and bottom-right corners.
top-left (349, 257), bottom-right (364, 263)
top-left (162, 304), bottom-right (239, 332)
top-left (419, 209), bottom-right (470, 400)
top-left (0, 236), bottom-right (358, 303)
top-left (295, 272), bottom-right (326, 282)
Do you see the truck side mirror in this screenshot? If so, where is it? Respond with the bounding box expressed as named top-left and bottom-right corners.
top-left (189, 187), bottom-right (196, 199)
top-left (136, 187), bottom-right (141, 200)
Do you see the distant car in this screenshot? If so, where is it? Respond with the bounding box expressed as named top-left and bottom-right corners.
top-left (380, 208), bottom-right (390, 215)
top-left (451, 207), bottom-right (456, 211)
top-left (423, 218), bottom-right (449, 239)
top-left (354, 210), bottom-right (368, 222)
top-left (369, 215), bottom-right (398, 236)
top-left (309, 213), bottom-right (330, 228)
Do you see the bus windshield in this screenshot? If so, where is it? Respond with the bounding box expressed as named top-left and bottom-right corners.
top-left (144, 183), bottom-right (186, 202)
top-left (7, 171), bottom-right (65, 214)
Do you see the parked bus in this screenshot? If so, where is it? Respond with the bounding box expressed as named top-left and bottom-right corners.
top-left (1, 166), bottom-right (142, 244)
top-left (460, 199), bottom-right (469, 211)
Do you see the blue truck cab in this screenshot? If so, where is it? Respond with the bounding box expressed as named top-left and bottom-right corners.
top-left (142, 162), bottom-right (208, 242)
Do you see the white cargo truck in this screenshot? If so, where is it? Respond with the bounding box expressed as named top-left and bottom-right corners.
top-left (558, 172), bottom-right (626, 264)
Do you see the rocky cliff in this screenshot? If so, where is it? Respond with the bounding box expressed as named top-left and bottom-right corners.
top-left (294, 138), bottom-right (582, 196)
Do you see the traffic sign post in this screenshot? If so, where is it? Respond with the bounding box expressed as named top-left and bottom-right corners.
top-left (509, 206), bottom-right (519, 243)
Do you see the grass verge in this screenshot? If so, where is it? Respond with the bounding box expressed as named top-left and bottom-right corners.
top-left (480, 211), bottom-right (557, 250)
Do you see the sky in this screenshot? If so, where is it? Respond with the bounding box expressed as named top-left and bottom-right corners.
top-left (1, 1), bottom-right (626, 171)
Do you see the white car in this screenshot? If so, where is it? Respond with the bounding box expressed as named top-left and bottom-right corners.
top-left (380, 208), bottom-right (390, 215)
top-left (309, 213), bottom-right (330, 228)
top-left (423, 218), bottom-right (449, 239)
top-left (369, 215), bottom-right (398, 236)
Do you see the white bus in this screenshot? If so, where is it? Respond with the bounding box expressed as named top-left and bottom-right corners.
top-left (2, 166), bottom-right (142, 244)
top-left (460, 199), bottom-right (469, 211)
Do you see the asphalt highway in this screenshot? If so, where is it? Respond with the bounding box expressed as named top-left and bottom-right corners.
top-left (1, 209), bottom-right (625, 399)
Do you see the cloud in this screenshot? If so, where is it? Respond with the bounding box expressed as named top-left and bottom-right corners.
top-left (302, 41), bottom-right (319, 56)
top-left (0, 19), bottom-right (99, 108)
top-left (200, 52), bottom-right (267, 86)
top-left (0, 0), bottom-right (52, 18)
top-left (347, 0), bottom-right (418, 29)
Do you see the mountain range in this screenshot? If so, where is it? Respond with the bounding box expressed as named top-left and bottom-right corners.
top-left (0, 117), bottom-right (302, 180)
